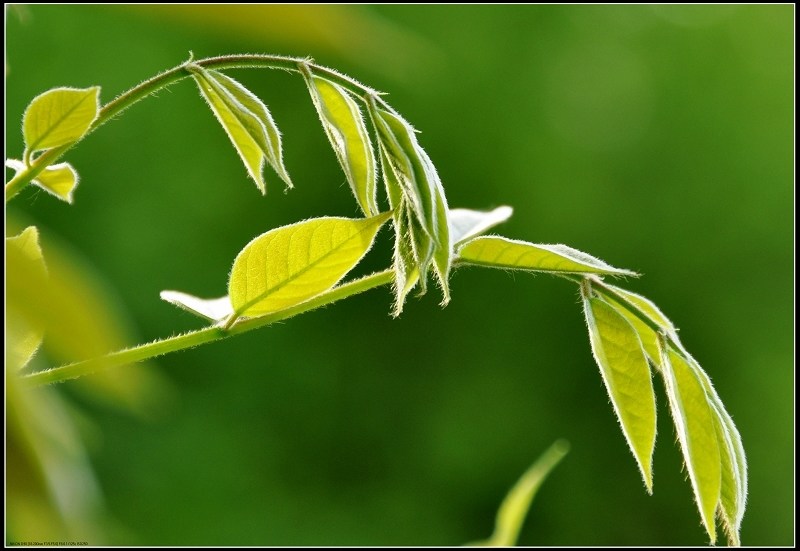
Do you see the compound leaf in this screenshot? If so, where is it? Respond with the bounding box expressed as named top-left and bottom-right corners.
top-left (189, 65), bottom-right (291, 193)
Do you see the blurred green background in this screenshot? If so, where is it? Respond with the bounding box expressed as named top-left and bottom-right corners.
top-left (5, 5), bottom-right (793, 546)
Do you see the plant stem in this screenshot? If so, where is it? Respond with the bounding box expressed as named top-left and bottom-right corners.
top-left (6, 54), bottom-right (388, 202)
top-left (21, 269), bottom-right (394, 387)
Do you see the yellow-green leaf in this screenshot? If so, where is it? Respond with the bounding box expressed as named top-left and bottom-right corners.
top-left (458, 236), bottom-right (638, 277)
top-left (189, 65), bottom-right (292, 193)
top-left (599, 283), bottom-right (676, 334)
top-left (22, 86), bottom-right (100, 152)
top-left (229, 213), bottom-right (391, 317)
top-left (584, 293), bottom-right (656, 491)
top-left (680, 348), bottom-right (747, 545)
top-left (595, 289), bottom-right (663, 368)
top-left (426, 148), bottom-right (452, 305)
top-left (660, 346), bottom-right (722, 543)
top-left (6, 227), bottom-right (47, 370)
top-left (304, 74), bottom-right (377, 216)
top-left (449, 206), bottom-right (514, 248)
top-left (6, 159), bottom-right (79, 204)
top-left (470, 440), bottom-right (570, 546)
top-left (160, 290), bottom-right (233, 323)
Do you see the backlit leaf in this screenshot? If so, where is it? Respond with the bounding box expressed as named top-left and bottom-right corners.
top-left (6, 159), bottom-right (79, 204)
top-left (470, 440), bottom-right (570, 546)
top-left (160, 290), bottom-right (233, 323)
top-left (660, 346), bottom-right (721, 543)
top-left (189, 65), bottom-right (292, 193)
top-left (598, 283), bottom-right (676, 334)
top-left (304, 73), bottom-right (377, 216)
top-left (229, 213), bottom-right (391, 317)
top-left (449, 206), bottom-right (513, 248)
top-left (583, 292), bottom-right (656, 491)
top-left (458, 236), bottom-right (638, 277)
top-left (22, 86), bottom-right (100, 152)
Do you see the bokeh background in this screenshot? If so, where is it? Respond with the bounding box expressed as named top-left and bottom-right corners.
top-left (5, 5), bottom-right (793, 546)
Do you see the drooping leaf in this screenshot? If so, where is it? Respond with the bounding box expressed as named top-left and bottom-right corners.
top-left (229, 212), bottom-right (391, 317)
top-left (679, 347), bottom-right (747, 545)
top-left (449, 206), bottom-right (514, 248)
top-left (304, 73), bottom-right (377, 216)
top-left (160, 290), bottom-right (233, 323)
top-left (598, 283), bottom-right (676, 334)
top-left (594, 287), bottom-right (665, 368)
top-left (660, 345), bottom-right (722, 543)
top-left (6, 227), bottom-right (47, 370)
top-left (470, 440), bottom-right (570, 546)
top-left (189, 65), bottom-right (292, 193)
top-left (458, 236), bottom-right (638, 277)
top-left (6, 159), bottom-right (79, 204)
top-left (583, 292), bottom-right (657, 491)
top-left (425, 147), bottom-right (452, 304)
top-left (22, 86), bottom-right (100, 153)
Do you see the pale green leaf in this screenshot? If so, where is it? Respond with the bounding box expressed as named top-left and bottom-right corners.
top-left (458, 236), bottom-right (638, 277)
top-left (470, 440), bottom-right (570, 546)
top-left (426, 148), bottom-right (452, 305)
top-left (679, 348), bottom-right (747, 545)
top-left (584, 293), bottom-right (656, 491)
top-left (449, 206), bottom-right (514, 248)
top-left (660, 346), bottom-right (722, 543)
top-left (229, 212), bottom-right (391, 317)
top-left (594, 289), bottom-right (663, 368)
top-left (598, 283), bottom-right (676, 334)
top-left (22, 86), bottom-right (100, 152)
top-left (304, 74), bottom-right (377, 216)
top-left (189, 65), bottom-right (292, 193)
top-left (6, 227), bottom-right (47, 370)
top-left (160, 290), bottom-right (233, 323)
top-left (6, 159), bottom-right (79, 204)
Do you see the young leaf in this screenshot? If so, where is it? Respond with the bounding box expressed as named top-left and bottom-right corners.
top-left (458, 236), bottom-right (638, 277)
top-left (6, 227), bottom-right (47, 370)
top-left (583, 292), bottom-right (656, 491)
top-left (229, 212), bottom-right (391, 317)
top-left (597, 283), bottom-right (676, 335)
top-left (426, 148), bottom-right (452, 304)
top-left (470, 440), bottom-right (570, 547)
top-left (303, 73), bottom-right (378, 216)
top-left (160, 291), bottom-right (233, 323)
top-left (6, 159), bottom-right (79, 204)
top-left (22, 86), bottom-right (100, 153)
top-left (189, 65), bottom-right (292, 193)
top-left (449, 206), bottom-right (514, 248)
top-left (660, 345), bottom-right (722, 543)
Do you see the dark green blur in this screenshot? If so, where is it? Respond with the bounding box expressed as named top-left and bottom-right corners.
top-left (5, 5), bottom-right (792, 545)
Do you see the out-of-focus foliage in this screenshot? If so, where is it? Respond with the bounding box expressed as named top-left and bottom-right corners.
top-left (5, 5), bottom-right (792, 545)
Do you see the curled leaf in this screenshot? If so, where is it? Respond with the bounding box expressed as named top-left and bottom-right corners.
top-left (458, 236), bottom-right (638, 277)
top-left (22, 86), bottom-right (100, 153)
top-left (229, 212), bottom-right (391, 317)
top-left (160, 291), bottom-right (233, 323)
top-left (6, 159), bottom-right (79, 204)
top-left (449, 206), bottom-right (513, 248)
top-left (303, 72), bottom-right (378, 216)
top-left (189, 65), bottom-right (291, 193)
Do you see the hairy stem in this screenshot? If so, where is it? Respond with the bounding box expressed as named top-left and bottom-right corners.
top-left (6, 54), bottom-right (389, 202)
top-left (21, 269), bottom-right (394, 387)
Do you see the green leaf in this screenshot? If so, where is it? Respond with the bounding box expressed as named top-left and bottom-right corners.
top-left (598, 283), bottom-right (676, 334)
top-left (304, 73), bottom-right (378, 216)
top-left (6, 159), bottom-right (79, 204)
top-left (458, 236), bottom-right (638, 277)
top-left (229, 213), bottom-right (391, 317)
top-left (449, 206), bottom-right (514, 248)
top-left (160, 291), bottom-right (233, 323)
top-left (427, 148), bottom-right (452, 305)
top-left (679, 348), bottom-right (747, 546)
top-left (470, 440), bottom-right (570, 546)
top-left (660, 346), bottom-right (722, 543)
top-left (6, 227), bottom-right (47, 370)
top-left (22, 86), bottom-right (100, 153)
top-left (189, 65), bottom-right (292, 194)
top-left (583, 292), bottom-right (656, 491)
